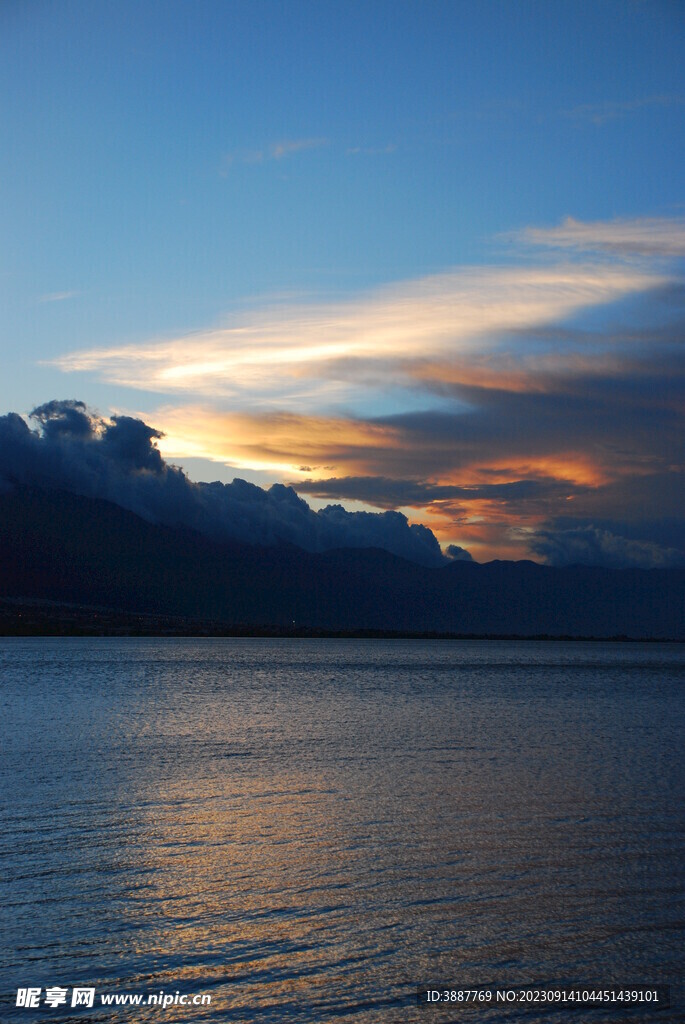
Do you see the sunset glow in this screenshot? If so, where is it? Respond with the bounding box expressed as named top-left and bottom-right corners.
top-left (2, 2), bottom-right (683, 566)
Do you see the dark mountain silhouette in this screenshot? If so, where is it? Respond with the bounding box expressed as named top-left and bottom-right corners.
top-left (1, 486), bottom-right (683, 638)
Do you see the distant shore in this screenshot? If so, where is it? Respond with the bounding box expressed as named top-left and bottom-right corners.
top-left (0, 597), bottom-right (679, 642)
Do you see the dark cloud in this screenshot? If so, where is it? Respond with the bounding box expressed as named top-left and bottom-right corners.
top-left (0, 402), bottom-right (446, 567)
top-left (530, 525), bottom-right (685, 569)
top-left (100, 416), bottom-right (165, 472)
top-left (548, 516), bottom-right (685, 553)
top-left (286, 336), bottom-right (685, 566)
top-left (383, 363), bottom-right (683, 463)
top-left (445, 544), bottom-right (473, 562)
top-left (32, 400), bottom-right (93, 439)
top-left (342, 352), bottom-right (685, 515)
top-left (293, 475), bottom-right (583, 508)
top-left (565, 474), bottom-right (684, 527)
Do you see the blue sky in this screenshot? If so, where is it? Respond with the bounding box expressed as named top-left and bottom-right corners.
top-left (1, 0), bottom-right (684, 562)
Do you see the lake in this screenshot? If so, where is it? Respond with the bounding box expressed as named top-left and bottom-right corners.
top-left (1, 639), bottom-right (683, 1022)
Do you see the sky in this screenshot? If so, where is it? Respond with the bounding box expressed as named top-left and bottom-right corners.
top-left (1, 0), bottom-right (684, 564)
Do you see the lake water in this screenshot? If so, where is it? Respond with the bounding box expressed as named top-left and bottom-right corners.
top-left (1, 639), bottom-right (683, 1023)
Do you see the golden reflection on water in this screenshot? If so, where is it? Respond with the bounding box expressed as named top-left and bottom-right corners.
top-left (110, 719), bottom-right (600, 1020)
top-left (114, 767), bottom-right (387, 1018)
top-left (5, 639), bottom-right (683, 1023)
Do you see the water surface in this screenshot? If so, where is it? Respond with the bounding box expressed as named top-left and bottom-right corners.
top-left (1, 639), bottom-right (683, 1022)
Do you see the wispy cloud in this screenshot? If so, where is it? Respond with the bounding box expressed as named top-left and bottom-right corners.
top-left (346, 143), bottom-right (397, 156)
top-left (148, 340), bottom-right (685, 562)
top-left (51, 262), bottom-right (663, 404)
top-left (221, 136), bottom-right (328, 171)
top-left (518, 215), bottom-right (685, 258)
top-left (49, 215), bottom-right (685, 562)
top-left (148, 337), bottom-right (683, 490)
top-left (564, 94), bottom-right (685, 126)
top-left (38, 290), bottom-right (79, 304)
top-left (151, 407), bottom-right (401, 477)
top-left (270, 137), bottom-right (327, 159)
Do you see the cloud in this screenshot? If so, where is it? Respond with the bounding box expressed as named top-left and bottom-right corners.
top-left (530, 525), bottom-right (685, 569)
top-left (221, 137), bottom-right (327, 171)
top-left (445, 544), bottom-right (473, 562)
top-left (45, 215), bottom-right (685, 565)
top-left (50, 262), bottom-right (665, 404)
top-left (146, 340), bottom-right (682, 486)
top-left (292, 474), bottom-right (586, 509)
top-left (270, 137), bottom-right (327, 159)
top-left (0, 401), bottom-right (446, 566)
top-left (145, 369), bottom-right (684, 566)
top-left (139, 316), bottom-right (684, 564)
top-left (518, 216), bottom-right (685, 258)
top-left (149, 406), bottom-right (403, 476)
top-left (39, 290), bottom-right (78, 303)
top-left (564, 95), bottom-right (685, 126)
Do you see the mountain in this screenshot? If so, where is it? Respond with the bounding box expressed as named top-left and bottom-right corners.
top-left (0, 485), bottom-right (683, 638)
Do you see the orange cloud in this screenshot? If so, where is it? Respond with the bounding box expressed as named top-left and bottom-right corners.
top-left (51, 262), bottom-right (664, 405)
top-left (476, 456), bottom-right (609, 488)
top-left (410, 350), bottom-right (630, 395)
top-left (126, 389), bottom-right (683, 562)
top-left (58, 216), bottom-right (683, 562)
top-left (152, 406), bottom-right (405, 477)
top-left (150, 402), bottom-right (625, 494)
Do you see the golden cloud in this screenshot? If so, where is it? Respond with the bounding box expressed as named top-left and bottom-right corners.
top-left (51, 262), bottom-right (664, 406)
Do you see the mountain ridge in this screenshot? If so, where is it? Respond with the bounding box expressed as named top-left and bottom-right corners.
top-left (1, 485), bottom-right (683, 638)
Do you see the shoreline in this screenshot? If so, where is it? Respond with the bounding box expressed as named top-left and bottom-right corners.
top-left (0, 598), bottom-right (680, 643)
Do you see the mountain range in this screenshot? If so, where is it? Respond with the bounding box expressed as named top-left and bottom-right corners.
top-left (0, 485), bottom-right (683, 638)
